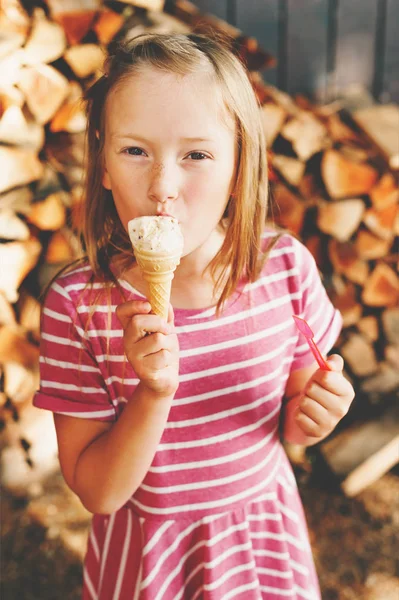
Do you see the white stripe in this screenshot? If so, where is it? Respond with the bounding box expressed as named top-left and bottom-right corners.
top-left (178, 337), bottom-right (292, 383)
top-left (276, 474), bottom-right (295, 495)
top-left (260, 584), bottom-right (296, 597)
top-left (243, 266), bottom-right (298, 292)
top-left (247, 511), bottom-right (282, 522)
top-left (180, 312), bottom-right (296, 358)
top-left (60, 265), bottom-right (92, 278)
top-left (174, 365), bottom-right (286, 408)
top-left (43, 307), bottom-right (72, 323)
top-left (131, 449), bottom-right (282, 515)
top-left (277, 500), bottom-right (300, 524)
top-left (74, 324), bottom-right (123, 338)
top-left (40, 356), bottom-right (99, 373)
top-left (194, 560), bottom-right (257, 595)
top-left (56, 408), bottom-right (115, 419)
top-left (98, 513), bottom-right (115, 595)
top-left (65, 281), bottom-right (108, 292)
top-left (42, 331), bottom-right (82, 348)
top-left (112, 510), bottom-right (132, 600)
top-left (105, 375), bottom-right (139, 386)
top-left (52, 281), bottom-right (71, 300)
top-left (252, 548), bottom-right (290, 560)
top-left (290, 559), bottom-right (309, 577)
top-left (157, 402), bottom-right (280, 451)
top-left (41, 380), bottom-right (107, 394)
top-left (77, 304), bottom-right (118, 313)
top-left (140, 513), bottom-right (223, 589)
top-left (250, 530), bottom-right (305, 551)
top-left (142, 438), bottom-right (279, 494)
top-left (177, 291), bottom-right (300, 338)
top-left (150, 425), bottom-right (278, 474)
top-left (142, 520), bottom-right (174, 556)
top-left (295, 584), bottom-right (319, 600)
top-left (89, 527), bottom-right (100, 562)
top-left (222, 580), bottom-right (260, 600)
top-left (83, 566), bottom-right (98, 600)
top-left (257, 566), bottom-right (293, 579)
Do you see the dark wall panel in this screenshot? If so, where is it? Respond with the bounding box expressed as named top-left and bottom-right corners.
top-left (334, 0), bottom-right (378, 96)
top-left (383, 0), bottom-right (399, 102)
top-left (236, 0), bottom-right (279, 86)
top-left (286, 0), bottom-right (329, 100)
top-left (192, 0), bottom-right (229, 21)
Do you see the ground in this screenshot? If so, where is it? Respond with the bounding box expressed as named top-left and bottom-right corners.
top-left (2, 466), bottom-right (399, 599)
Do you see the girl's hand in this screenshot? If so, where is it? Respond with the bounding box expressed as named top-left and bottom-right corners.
top-left (116, 300), bottom-right (179, 398)
top-left (294, 355), bottom-right (355, 439)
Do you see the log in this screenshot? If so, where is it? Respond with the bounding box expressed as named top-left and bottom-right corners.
top-left (45, 230), bottom-right (77, 263)
top-left (93, 8), bottom-right (125, 45)
top-left (331, 279), bottom-right (363, 328)
top-left (362, 264), bottom-right (399, 308)
top-left (117, 0), bottom-right (165, 10)
top-left (321, 149), bottom-right (378, 199)
top-left (325, 113), bottom-right (359, 143)
top-left (317, 199), bottom-right (365, 242)
top-left (361, 363), bottom-right (399, 396)
top-left (363, 203), bottom-right (399, 242)
top-left (352, 104), bottom-right (399, 170)
top-left (0, 49), bottom-right (25, 87)
top-left (321, 405), bottom-right (399, 497)
top-left (0, 293), bottom-right (16, 326)
top-left (355, 230), bottom-right (392, 260)
top-left (21, 8), bottom-right (66, 65)
top-left (0, 105), bottom-right (45, 150)
top-left (281, 111), bottom-right (330, 161)
top-left (0, 326), bottom-right (39, 369)
top-left (3, 361), bottom-right (39, 405)
top-left (340, 332), bottom-right (378, 377)
top-left (0, 239), bottom-right (42, 303)
top-left (0, 210), bottom-right (30, 241)
top-left (0, 186), bottom-right (33, 215)
top-left (0, 0), bottom-right (29, 59)
top-left (45, 0), bottom-right (101, 45)
top-left (0, 147), bottom-right (43, 193)
top-left (50, 82), bottom-right (86, 133)
top-left (27, 193), bottom-right (67, 231)
top-left (381, 308), bottom-right (399, 345)
top-left (17, 64), bottom-right (69, 124)
top-left (260, 103), bottom-right (286, 146)
top-left (357, 315), bottom-right (379, 342)
top-left (328, 240), bottom-right (369, 285)
top-left (370, 174), bottom-right (399, 211)
top-left (271, 183), bottom-right (307, 235)
top-left (271, 155), bottom-right (305, 187)
top-left (18, 292), bottom-right (41, 339)
top-left (64, 44), bottom-right (105, 79)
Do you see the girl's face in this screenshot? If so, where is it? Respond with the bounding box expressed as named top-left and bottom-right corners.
top-left (102, 66), bottom-right (237, 260)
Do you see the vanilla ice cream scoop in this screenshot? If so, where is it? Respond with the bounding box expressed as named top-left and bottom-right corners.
top-left (127, 216), bottom-right (184, 320)
top-left (128, 216), bottom-right (184, 255)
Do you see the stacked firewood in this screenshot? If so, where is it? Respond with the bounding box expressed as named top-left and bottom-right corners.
top-left (0, 0), bottom-right (398, 498)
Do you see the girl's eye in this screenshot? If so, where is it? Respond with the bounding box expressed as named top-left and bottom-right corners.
top-left (188, 152), bottom-right (208, 160)
top-left (124, 147), bottom-right (146, 156)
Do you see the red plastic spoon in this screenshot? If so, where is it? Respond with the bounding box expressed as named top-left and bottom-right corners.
top-left (292, 315), bottom-right (331, 371)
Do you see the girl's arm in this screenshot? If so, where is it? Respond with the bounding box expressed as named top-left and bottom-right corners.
top-left (54, 382), bottom-right (174, 514)
top-left (282, 355), bottom-right (355, 447)
top-left (54, 299), bottom-right (179, 515)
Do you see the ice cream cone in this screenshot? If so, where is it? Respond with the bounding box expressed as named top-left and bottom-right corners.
top-left (134, 249), bottom-right (182, 320)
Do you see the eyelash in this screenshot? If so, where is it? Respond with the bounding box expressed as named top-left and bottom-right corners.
top-left (122, 147), bottom-right (209, 161)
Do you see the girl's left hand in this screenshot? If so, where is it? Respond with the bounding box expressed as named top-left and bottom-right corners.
top-left (295, 355), bottom-right (355, 439)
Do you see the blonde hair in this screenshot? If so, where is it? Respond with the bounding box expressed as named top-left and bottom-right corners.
top-left (83, 32), bottom-right (275, 313)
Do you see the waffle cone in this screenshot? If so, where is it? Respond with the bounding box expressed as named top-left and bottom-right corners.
top-left (134, 249), bottom-right (181, 320)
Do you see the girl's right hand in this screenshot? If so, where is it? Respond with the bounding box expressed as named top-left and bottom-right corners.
top-left (116, 300), bottom-right (179, 398)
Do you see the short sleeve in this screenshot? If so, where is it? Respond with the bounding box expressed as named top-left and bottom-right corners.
top-left (290, 237), bottom-right (343, 372)
top-left (33, 279), bottom-right (116, 422)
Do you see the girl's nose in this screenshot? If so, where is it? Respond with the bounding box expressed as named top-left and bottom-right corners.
top-left (148, 162), bottom-right (179, 205)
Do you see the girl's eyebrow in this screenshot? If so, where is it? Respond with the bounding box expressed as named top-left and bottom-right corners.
top-left (111, 133), bottom-right (214, 143)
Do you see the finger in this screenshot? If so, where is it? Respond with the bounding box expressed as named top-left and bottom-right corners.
top-left (128, 314), bottom-right (171, 344)
top-left (116, 300), bottom-right (152, 330)
top-left (310, 371), bottom-right (353, 399)
top-left (298, 396), bottom-right (333, 428)
top-left (304, 382), bottom-right (351, 418)
top-left (294, 410), bottom-right (323, 438)
top-left (137, 330), bottom-right (177, 357)
top-left (326, 354), bottom-right (344, 372)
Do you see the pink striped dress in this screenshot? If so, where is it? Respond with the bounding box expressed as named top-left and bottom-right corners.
top-left (34, 232), bottom-right (342, 600)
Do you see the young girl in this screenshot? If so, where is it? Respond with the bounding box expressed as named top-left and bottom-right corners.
top-left (34, 33), bottom-right (354, 600)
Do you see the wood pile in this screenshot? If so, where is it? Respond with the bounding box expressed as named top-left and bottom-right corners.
top-left (0, 0), bottom-right (398, 498)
